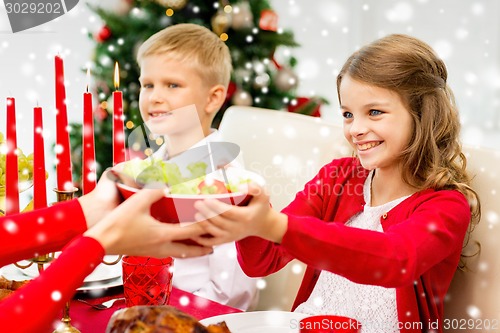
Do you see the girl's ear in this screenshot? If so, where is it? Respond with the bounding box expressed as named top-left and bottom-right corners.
top-left (205, 84), bottom-right (226, 115)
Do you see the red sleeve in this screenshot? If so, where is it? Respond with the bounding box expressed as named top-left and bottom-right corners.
top-left (235, 161), bottom-right (339, 277)
top-left (0, 199), bottom-right (87, 267)
top-left (0, 236), bottom-right (105, 333)
top-left (281, 190), bottom-right (471, 287)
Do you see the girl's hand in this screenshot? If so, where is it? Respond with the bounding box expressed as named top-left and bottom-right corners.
top-left (192, 183), bottom-right (288, 246)
top-left (84, 187), bottom-right (213, 259)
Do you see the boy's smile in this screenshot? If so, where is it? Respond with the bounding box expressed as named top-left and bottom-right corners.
top-left (149, 110), bottom-right (172, 118)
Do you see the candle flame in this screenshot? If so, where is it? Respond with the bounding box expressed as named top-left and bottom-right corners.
top-left (114, 62), bottom-right (120, 90)
top-left (86, 67), bottom-right (91, 93)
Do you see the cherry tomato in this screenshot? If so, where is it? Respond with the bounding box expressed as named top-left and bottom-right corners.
top-left (198, 179), bottom-right (229, 194)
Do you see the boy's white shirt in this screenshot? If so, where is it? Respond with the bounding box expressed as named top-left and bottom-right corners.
top-left (151, 129), bottom-right (258, 310)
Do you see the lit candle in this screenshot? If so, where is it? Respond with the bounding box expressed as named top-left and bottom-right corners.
top-left (113, 62), bottom-right (125, 166)
top-left (82, 68), bottom-right (96, 194)
top-left (55, 55), bottom-right (73, 191)
top-left (5, 97), bottom-right (19, 215)
top-left (33, 105), bottom-right (47, 209)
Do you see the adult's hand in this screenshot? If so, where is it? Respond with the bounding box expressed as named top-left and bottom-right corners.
top-left (84, 187), bottom-right (213, 258)
top-left (78, 169), bottom-right (121, 230)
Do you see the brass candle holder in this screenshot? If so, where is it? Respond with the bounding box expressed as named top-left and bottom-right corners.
top-left (52, 187), bottom-right (80, 333)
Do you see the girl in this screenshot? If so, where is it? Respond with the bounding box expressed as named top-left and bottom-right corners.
top-left (193, 34), bottom-right (480, 333)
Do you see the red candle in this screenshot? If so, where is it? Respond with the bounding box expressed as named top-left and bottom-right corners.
top-left (113, 62), bottom-right (125, 166)
top-left (82, 68), bottom-right (96, 194)
top-left (33, 106), bottom-right (47, 209)
top-left (55, 55), bottom-right (73, 191)
top-left (5, 97), bottom-right (19, 215)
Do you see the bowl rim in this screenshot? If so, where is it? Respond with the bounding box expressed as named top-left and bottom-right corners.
top-left (116, 182), bottom-right (249, 199)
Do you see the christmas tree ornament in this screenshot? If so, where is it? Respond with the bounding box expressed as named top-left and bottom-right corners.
top-left (155, 0), bottom-right (188, 11)
top-left (98, 54), bottom-right (113, 67)
top-left (97, 0), bottom-right (133, 16)
top-left (253, 73), bottom-right (270, 88)
top-left (131, 7), bottom-right (147, 19)
top-left (231, 1), bottom-right (253, 30)
top-left (259, 9), bottom-right (278, 31)
top-left (95, 25), bottom-right (112, 43)
top-left (252, 60), bottom-right (266, 74)
top-left (287, 97), bottom-right (323, 117)
top-left (211, 9), bottom-right (232, 36)
top-left (233, 68), bottom-right (252, 83)
top-left (232, 89), bottom-right (253, 106)
top-left (275, 67), bottom-right (299, 92)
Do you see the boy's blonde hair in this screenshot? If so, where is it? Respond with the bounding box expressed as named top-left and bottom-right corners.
top-left (137, 23), bottom-right (232, 88)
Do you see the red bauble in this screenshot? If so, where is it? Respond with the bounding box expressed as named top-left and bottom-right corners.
top-left (259, 9), bottom-right (278, 32)
top-left (288, 97), bottom-right (322, 117)
top-left (226, 81), bottom-right (237, 102)
top-left (95, 25), bottom-right (112, 43)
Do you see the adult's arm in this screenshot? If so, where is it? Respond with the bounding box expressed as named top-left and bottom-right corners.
top-left (0, 235), bottom-right (104, 333)
top-left (0, 200), bottom-right (87, 267)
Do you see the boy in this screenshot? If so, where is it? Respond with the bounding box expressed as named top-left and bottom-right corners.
top-left (134, 23), bottom-right (258, 310)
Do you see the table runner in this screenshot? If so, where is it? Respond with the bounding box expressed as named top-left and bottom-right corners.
top-left (65, 287), bottom-right (242, 332)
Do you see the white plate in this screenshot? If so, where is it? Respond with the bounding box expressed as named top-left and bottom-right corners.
top-left (0, 256), bottom-right (123, 292)
top-left (14, 255), bottom-right (122, 283)
top-left (76, 275), bottom-right (122, 292)
top-left (200, 311), bottom-right (309, 333)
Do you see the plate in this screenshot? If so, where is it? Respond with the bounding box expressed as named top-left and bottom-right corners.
top-left (76, 275), bottom-right (122, 292)
top-left (0, 256), bottom-right (123, 292)
top-left (14, 255), bottom-right (122, 284)
top-left (200, 311), bottom-right (309, 333)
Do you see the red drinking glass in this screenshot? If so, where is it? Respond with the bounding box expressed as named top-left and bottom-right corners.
top-left (122, 256), bottom-right (174, 307)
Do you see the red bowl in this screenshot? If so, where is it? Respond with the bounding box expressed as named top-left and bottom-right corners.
top-left (117, 184), bottom-right (252, 224)
top-left (116, 168), bottom-right (265, 225)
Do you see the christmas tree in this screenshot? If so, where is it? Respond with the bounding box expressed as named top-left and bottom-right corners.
top-left (70, 0), bottom-right (328, 188)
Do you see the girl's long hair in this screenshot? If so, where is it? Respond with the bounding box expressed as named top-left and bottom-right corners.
top-left (337, 34), bottom-right (480, 268)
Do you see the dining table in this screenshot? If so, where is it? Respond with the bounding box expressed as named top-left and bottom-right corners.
top-left (64, 286), bottom-right (242, 332)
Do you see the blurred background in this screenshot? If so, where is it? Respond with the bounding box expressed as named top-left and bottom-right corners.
top-left (0, 0), bottom-right (499, 204)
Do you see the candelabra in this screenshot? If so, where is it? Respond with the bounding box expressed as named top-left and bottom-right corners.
top-left (52, 187), bottom-right (80, 333)
top-left (11, 186), bottom-right (123, 332)
top-left (11, 187), bottom-right (78, 332)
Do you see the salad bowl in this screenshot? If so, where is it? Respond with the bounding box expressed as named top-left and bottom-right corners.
top-left (115, 167), bottom-right (265, 224)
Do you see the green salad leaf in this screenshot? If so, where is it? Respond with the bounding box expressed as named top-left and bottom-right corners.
top-left (121, 158), bottom-right (252, 195)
